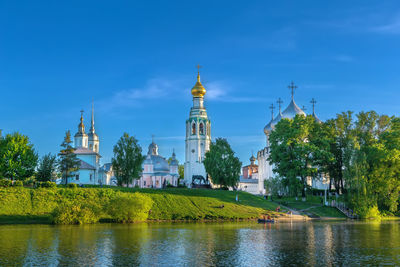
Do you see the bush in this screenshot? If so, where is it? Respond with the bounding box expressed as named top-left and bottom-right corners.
top-left (107, 193), bottom-right (153, 223)
top-left (355, 205), bottom-right (381, 219)
top-left (67, 183), bottom-right (77, 188)
top-left (0, 179), bottom-right (12, 187)
top-left (52, 202), bottom-right (101, 224)
top-left (23, 177), bottom-right (35, 187)
top-left (0, 188), bottom-right (32, 215)
top-left (13, 181), bottom-right (23, 187)
top-left (38, 181), bottom-right (57, 188)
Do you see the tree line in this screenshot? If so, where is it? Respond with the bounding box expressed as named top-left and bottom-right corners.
top-left (0, 130), bottom-right (186, 187)
top-left (268, 111), bottom-right (400, 217)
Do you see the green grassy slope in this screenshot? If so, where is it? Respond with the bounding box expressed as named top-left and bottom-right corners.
top-left (0, 187), bottom-right (281, 224)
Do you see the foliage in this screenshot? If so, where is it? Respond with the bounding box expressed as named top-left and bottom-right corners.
top-left (0, 179), bottom-right (12, 187)
top-left (107, 193), bottom-right (153, 222)
top-left (36, 153), bottom-right (58, 182)
top-left (0, 187), bottom-right (282, 224)
top-left (37, 181), bottom-right (57, 188)
top-left (268, 115), bottom-right (331, 198)
top-left (67, 183), bottom-right (77, 188)
top-left (0, 132), bottom-right (38, 180)
top-left (23, 177), bottom-right (35, 187)
top-left (52, 203), bottom-right (101, 224)
top-left (269, 110), bottom-right (400, 217)
top-left (112, 133), bottom-right (144, 187)
top-left (13, 181), bottom-right (23, 187)
top-left (0, 188), bottom-right (32, 215)
top-left (264, 177), bottom-right (285, 196)
top-left (58, 131), bottom-right (80, 185)
top-left (203, 138), bottom-right (242, 188)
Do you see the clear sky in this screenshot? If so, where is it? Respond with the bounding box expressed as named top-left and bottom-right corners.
top-left (1, 1), bottom-right (400, 165)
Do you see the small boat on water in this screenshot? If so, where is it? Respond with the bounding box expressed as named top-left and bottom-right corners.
top-left (258, 218), bottom-right (275, 223)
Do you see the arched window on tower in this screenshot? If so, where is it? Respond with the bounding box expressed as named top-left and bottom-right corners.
top-left (95, 144), bottom-right (98, 152)
top-left (192, 123), bottom-right (196, 135)
top-left (199, 123), bottom-right (204, 135)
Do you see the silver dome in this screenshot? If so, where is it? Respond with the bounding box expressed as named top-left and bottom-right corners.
top-left (281, 99), bottom-right (306, 119)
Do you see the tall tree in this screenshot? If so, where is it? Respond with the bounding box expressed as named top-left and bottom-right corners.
top-left (268, 115), bottom-right (328, 199)
top-left (203, 138), bottom-right (241, 189)
top-left (59, 131), bottom-right (80, 185)
top-left (36, 153), bottom-right (58, 182)
top-left (112, 133), bottom-right (144, 187)
top-left (0, 132), bottom-right (38, 180)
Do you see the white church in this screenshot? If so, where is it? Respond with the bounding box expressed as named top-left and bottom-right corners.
top-left (254, 82), bottom-right (329, 195)
top-left (68, 107), bottom-right (103, 185)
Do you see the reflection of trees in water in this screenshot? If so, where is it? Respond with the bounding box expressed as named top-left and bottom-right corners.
top-left (110, 223), bottom-right (148, 266)
top-left (2, 222), bottom-right (400, 266)
top-left (0, 226), bottom-right (30, 266)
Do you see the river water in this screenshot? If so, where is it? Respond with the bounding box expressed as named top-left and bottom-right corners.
top-left (0, 221), bottom-right (399, 266)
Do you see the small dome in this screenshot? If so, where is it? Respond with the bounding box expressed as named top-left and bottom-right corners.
top-left (250, 155), bottom-right (256, 162)
top-left (313, 113), bottom-right (322, 123)
top-left (264, 120), bottom-right (274, 135)
top-left (282, 99), bottom-right (306, 119)
top-left (191, 73), bottom-right (206, 97)
top-left (148, 142), bottom-right (159, 155)
top-left (170, 151), bottom-right (179, 166)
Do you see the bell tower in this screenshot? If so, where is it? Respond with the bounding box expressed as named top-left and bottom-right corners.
top-left (184, 66), bottom-right (211, 187)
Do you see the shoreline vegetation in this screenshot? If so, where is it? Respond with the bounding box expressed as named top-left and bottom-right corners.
top-left (0, 186), bottom-right (384, 225)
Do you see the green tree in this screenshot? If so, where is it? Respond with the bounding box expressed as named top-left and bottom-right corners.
top-left (203, 138), bottom-right (241, 189)
top-left (0, 132), bottom-right (38, 180)
top-left (322, 112), bottom-right (356, 193)
top-left (59, 131), bottom-right (80, 185)
top-left (268, 115), bottom-right (328, 199)
top-left (112, 133), bottom-right (144, 187)
top-left (36, 153), bottom-right (58, 182)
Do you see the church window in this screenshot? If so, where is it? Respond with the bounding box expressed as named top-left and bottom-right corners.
top-left (90, 174), bottom-right (93, 181)
top-left (144, 181), bottom-right (146, 186)
top-left (192, 123), bottom-right (196, 135)
top-left (199, 123), bottom-right (204, 135)
top-left (95, 144), bottom-right (98, 152)
top-left (75, 174), bottom-right (79, 181)
top-left (89, 144), bottom-right (93, 149)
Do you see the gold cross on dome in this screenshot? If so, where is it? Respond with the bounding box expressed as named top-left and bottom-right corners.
top-left (196, 64), bottom-right (202, 74)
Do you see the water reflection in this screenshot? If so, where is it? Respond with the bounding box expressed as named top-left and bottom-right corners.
top-left (0, 221), bottom-right (400, 266)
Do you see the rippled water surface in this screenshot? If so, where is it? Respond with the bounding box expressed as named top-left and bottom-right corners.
top-left (1, 221), bottom-right (400, 266)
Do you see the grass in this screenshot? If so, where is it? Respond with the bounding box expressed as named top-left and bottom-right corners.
top-left (0, 187), bottom-right (283, 224)
top-left (273, 195), bottom-right (347, 218)
top-left (306, 206), bottom-right (346, 218)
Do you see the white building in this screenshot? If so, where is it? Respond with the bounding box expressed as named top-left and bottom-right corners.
top-left (257, 82), bottom-right (327, 194)
top-left (184, 69), bottom-right (211, 187)
top-left (139, 141), bottom-right (179, 188)
top-left (70, 107), bottom-right (101, 185)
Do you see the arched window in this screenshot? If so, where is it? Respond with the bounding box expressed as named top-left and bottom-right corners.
top-left (94, 144), bottom-right (98, 152)
top-left (192, 123), bottom-right (196, 135)
top-left (199, 123), bottom-right (204, 135)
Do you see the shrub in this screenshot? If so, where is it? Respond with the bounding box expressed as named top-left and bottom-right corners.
top-left (23, 177), bottom-right (35, 187)
top-left (38, 181), bottom-right (57, 188)
top-left (52, 202), bottom-right (101, 224)
top-left (0, 179), bottom-right (12, 187)
top-left (67, 183), bottom-right (77, 189)
top-left (107, 193), bottom-right (153, 223)
top-left (355, 205), bottom-right (381, 219)
top-left (13, 181), bottom-right (23, 187)
top-left (0, 188), bottom-right (32, 215)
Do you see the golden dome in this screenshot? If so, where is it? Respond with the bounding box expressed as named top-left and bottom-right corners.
top-left (191, 72), bottom-right (206, 97)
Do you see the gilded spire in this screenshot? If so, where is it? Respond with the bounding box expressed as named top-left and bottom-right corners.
top-left (191, 64), bottom-right (206, 97)
top-left (78, 110), bottom-right (85, 134)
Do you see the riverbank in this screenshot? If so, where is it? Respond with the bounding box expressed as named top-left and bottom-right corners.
top-left (0, 187), bottom-right (302, 224)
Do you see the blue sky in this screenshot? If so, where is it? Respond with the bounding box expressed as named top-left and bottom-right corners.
top-left (1, 1), bottom-right (400, 165)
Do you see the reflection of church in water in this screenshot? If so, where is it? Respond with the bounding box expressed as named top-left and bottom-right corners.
top-left (252, 82), bottom-right (328, 194)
